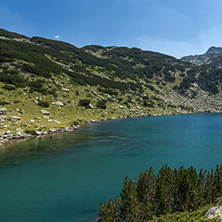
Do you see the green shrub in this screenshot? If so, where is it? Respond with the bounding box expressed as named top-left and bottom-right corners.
top-left (96, 99), bottom-right (107, 109)
top-left (38, 100), bottom-right (50, 107)
top-left (0, 70), bottom-right (26, 87)
top-left (28, 79), bottom-right (47, 94)
top-left (79, 99), bottom-right (91, 107)
top-left (24, 129), bottom-right (36, 135)
top-left (48, 89), bottom-right (58, 97)
top-left (72, 120), bottom-right (79, 126)
top-left (143, 99), bottom-right (149, 107)
top-left (13, 100), bottom-right (21, 103)
top-left (0, 101), bottom-right (10, 105)
top-left (3, 84), bottom-right (15, 90)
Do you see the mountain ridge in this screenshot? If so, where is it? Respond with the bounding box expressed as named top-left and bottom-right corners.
top-left (181, 46), bottom-right (222, 66)
top-left (206, 46), bottom-right (222, 54)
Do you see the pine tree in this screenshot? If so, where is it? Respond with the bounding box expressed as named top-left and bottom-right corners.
top-left (136, 167), bottom-right (156, 220)
top-left (155, 165), bottom-right (174, 215)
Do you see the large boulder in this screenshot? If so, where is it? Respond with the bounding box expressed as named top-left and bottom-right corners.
top-left (0, 108), bottom-right (7, 115)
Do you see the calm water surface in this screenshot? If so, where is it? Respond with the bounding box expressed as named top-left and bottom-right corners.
top-left (0, 114), bottom-right (222, 221)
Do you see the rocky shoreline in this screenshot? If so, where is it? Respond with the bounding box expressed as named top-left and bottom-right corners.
top-left (0, 111), bottom-right (195, 147)
top-left (0, 116), bottom-right (132, 147)
top-left (0, 124), bottom-right (80, 147)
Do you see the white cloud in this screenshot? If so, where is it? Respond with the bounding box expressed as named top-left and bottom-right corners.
top-left (54, 35), bottom-right (60, 39)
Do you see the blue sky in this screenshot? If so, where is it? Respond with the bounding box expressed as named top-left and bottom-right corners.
top-left (1, 0), bottom-right (222, 58)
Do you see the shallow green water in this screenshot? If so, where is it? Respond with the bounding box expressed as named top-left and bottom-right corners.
top-left (0, 114), bottom-right (222, 221)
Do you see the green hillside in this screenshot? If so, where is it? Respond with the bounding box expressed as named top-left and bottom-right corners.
top-left (0, 29), bottom-right (222, 137)
top-left (1, 29), bottom-right (222, 220)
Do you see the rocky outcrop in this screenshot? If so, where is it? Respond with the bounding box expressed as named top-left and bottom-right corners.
top-left (206, 46), bottom-right (222, 54)
top-left (206, 205), bottom-right (222, 220)
top-left (167, 89), bottom-right (222, 113)
top-left (181, 46), bottom-right (222, 66)
top-left (0, 124), bottom-right (81, 146)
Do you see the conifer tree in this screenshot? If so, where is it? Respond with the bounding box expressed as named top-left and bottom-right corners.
top-left (98, 165), bottom-right (222, 221)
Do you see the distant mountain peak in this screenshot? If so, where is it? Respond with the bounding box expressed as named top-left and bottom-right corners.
top-left (181, 46), bottom-right (222, 66)
top-left (206, 46), bottom-right (222, 54)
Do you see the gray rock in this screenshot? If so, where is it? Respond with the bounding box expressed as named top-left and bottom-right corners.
top-left (206, 205), bottom-right (222, 220)
top-left (89, 104), bottom-right (94, 109)
top-left (16, 128), bottom-right (23, 132)
top-left (10, 116), bottom-right (21, 120)
top-left (52, 101), bottom-right (64, 106)
top-left (3, 131), bottom-right (13, 135)
top-left (62, 127), bottom-right (71, 131)
top-left (72, 125), bottom-right (79, 130)
top-left (0, 108), bottom-right (7, 115)
top-left (48, 129), bottom-right (57, 133)
top-left (34, 131), bottom-right (42, 135)
top-left (40, 110), bottom-right (50, 115)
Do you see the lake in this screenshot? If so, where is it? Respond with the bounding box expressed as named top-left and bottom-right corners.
top-left (0, 113), bottom-right (222, 221)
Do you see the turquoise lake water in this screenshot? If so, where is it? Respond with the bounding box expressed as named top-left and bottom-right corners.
top-left (0, 114), bottom-right (222, 221)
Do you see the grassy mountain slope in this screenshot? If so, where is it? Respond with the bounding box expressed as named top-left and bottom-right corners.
top-left (0, 29), bottom-right (222, 136)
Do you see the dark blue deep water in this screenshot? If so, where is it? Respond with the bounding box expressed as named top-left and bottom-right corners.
top-left (0, 114), bottom-right (222, 221)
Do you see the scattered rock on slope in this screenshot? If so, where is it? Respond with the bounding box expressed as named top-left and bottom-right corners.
top-left (0, 108), bottom-right (7, 115)
top-left (40, 110), bottom-right (50, 115)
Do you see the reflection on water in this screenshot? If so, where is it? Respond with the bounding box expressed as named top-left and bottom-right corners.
top-left (0, 130), bottom-right (107, 167)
